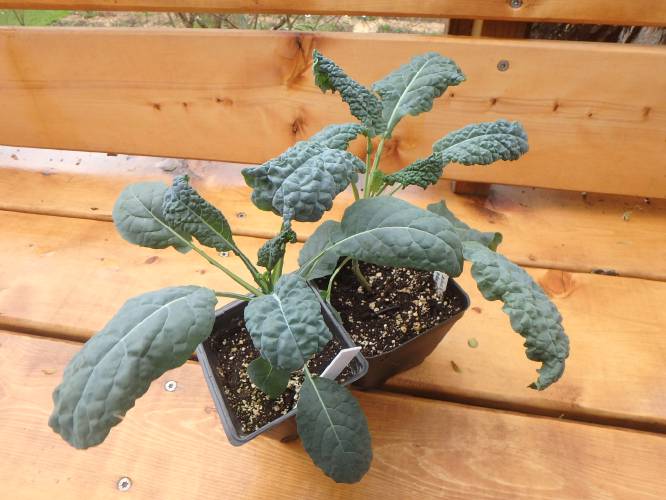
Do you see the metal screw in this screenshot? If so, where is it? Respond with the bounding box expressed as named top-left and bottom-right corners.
top-left (497, 60), bottom-right (510, 72)
top-left (219, 251), bottom-right (230, 257)
top-left (509, 0), bottom-right (523, 8)
top-left (117, 477), bottom-right (132, 492)
top-left (235, 212), bottom-right (247, 219)
top-left (164, 380), bottom-right (177, 392)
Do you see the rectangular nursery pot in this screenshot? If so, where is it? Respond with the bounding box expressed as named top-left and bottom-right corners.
top-left (197, 298), bottom-right (369, 446)
top-left (320, 277), bottom-right (470, 390)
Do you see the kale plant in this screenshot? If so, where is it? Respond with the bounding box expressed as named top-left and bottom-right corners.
top-left (48, 175), bottom-right (376, 483)
top-left (48, 50), bottom-right (569, 485)
top-left (246, 50), bottom-right (569, 391)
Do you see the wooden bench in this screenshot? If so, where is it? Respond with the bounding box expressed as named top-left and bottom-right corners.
top-left (1, 2), bottom-right (665, 497)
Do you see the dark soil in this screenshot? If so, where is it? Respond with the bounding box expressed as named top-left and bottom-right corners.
top-left (317, 261), bottom-right (466, 357)
top-left (207, 317), bottom-right (353, 434)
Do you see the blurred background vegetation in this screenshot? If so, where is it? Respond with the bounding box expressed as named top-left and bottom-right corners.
top-left (0, 9), bottom-right (662, 44)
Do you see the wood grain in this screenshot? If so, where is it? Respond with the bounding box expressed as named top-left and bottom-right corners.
top-left (2, 331), bottom-right (665, 500)
top-left (2, 146), bottom-right (664, 281)
top-left (0, 0), bottom-right (664, 26)
top-left (1, 29), bottom-right (664, 197)
top-left (1, 210), bottom-right (665, 430)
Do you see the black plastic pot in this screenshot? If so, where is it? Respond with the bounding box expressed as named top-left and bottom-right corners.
top-left (196, 298), bottom-right (369, 446)
top-left (319, 277), bottom-right (470, 390)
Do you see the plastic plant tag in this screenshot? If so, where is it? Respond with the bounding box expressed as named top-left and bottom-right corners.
top-left (433, 271), bottom-right (449, 296)
top-left (321, 346), bottom-right (362, 380)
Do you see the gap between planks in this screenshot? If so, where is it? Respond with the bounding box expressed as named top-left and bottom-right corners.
top-left (1, 205), bottom-right (663, 284)
top-left (3, 327), bottom-right (665, 441)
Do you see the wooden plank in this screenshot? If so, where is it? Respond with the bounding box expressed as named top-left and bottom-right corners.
top-left (1, 0), bottom-right (665, 26)
top-left (1, 211), bottom-right (666, 430)
top-left (0, 29), bottom-right (664, 198)
top-left (2, 331), bottom-right (665, 499)
top-left (2, 147), bottom-right (665, 281)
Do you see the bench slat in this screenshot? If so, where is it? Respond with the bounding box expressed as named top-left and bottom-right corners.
top-left (1, 210), bottom-right (665, 430)
top-left (1, 28), bottom-right (664, 197)
top-left (2, 331), bottom-right (665, 499)
top-left (2, 147), bottom-right (664, 281)
top-left (0, 1), bottom-right (664, 26)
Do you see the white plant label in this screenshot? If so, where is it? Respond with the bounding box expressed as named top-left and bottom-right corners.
top-left (321, 346), bottom-right (361, 380)
top-left (433, 271), bottom-right (449, 296)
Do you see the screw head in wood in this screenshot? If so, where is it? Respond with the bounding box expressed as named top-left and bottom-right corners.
top-left (235, 212), bottom-right (247, 219)
top-left (497, 60), bottom-right (510, 71)
top-left (510, 0), bottom-right (523, 8)
top-left (219, 251), bottom-right (230, 257)
top-left (164, 380), bottom-right (177, 392)
top-left (117, 477), bottom-right (132, 492)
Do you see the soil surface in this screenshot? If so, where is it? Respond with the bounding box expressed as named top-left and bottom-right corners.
top-left (207, 317), bottom-right (353, 434)
top-left (317, 262), bottom-right (466, 357)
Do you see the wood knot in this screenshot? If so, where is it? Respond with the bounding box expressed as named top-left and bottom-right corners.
top-left (291, 116), bottom-right (305, 135)
top-left (144, 256), bottom-right (160, 265)
top-left (539, 270), bottom-right (576, 298)
top-left (216, 97), bottom-right (233, 106)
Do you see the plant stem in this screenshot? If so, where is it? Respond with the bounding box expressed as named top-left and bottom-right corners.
top-left (374, 183), bottom-right (388, 196)
top-left (352, 259), bottom-right (372, 292)
top-left (190, 245), bottom-right (263, 296)
top-left (362, 136), bottom-right (374, 197)
top-left (365, 137), bottom-right (386, 198)
top-left (350, 181), bottom-right (360, 201)
top-left (215, 291), bottom-right (251, 301)
top-left (387, 185), bottom-right (402, 196)
top-left (230, 242), bottom-right (266, 291)
top-left (325, 256), bottom-right (352, 300)
top-left (271, 256), bottom-right (284, 286)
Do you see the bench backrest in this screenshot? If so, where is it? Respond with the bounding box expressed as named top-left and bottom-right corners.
top-left (0, 1), bottom-right (664, 198)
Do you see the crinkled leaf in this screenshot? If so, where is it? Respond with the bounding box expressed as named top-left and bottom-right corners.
top-left (384, 152), bottom-right (445, 189)
top-left (298, 221), bottom-right (344, 279)
top-left (301, 197), bottom-right (463, 278)
top-left (244, 274), bottom-right (332, 371)
top-left (433, 119), bottom-right (528, 165)
top-left (162, 175), bottom-right (234, 252)
top-left (428, 200), bottom-right (502, 251)
top-left (463, 242), bottom-right (569, 390)
top-left (308, 123), bottom-right (365, 150)
top-left (247, 357), bottom-right (290, 399)
top-left (112, 182), bottom-right (191, 254)
top-left (241, 141), bottom-right (364, 222)
top-left (297, 375), bottom-right (372, 483)
top-left (372, 52), bottom-right (465, 137)
top-left (313, 50), bottom-right (384, 136)
top-left (257, 224), bottom-right (297, 271)
top-left (49, 286), bottom-right (217, 449)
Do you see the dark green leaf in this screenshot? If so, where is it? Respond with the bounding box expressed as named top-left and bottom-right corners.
top-left (463, 242), bottom-right (570, 390)
top-left (427, 200), bottom-right (502, 250)
top-left (308, 123), bottom-right (365, 150)
top-left (162, 175), bottom-right (234, 252)
top-left (257, 224), bottom-right (297, 271)
top-left (383, 152), bottom-right (445, 189)
top-left (298, 221), bottom-right (344, 279)
top-left (313, 50), bottom-right (384, 136)
top-left (247, 357), bottom-right (291, 398)
top-left (49, 286), bottom-right (217, 449)
top-left (297, 375), bottom-right (372, 483)
top-left (241, 141), bottom-right (364, 222)
top-left (308, 197), bottom-right (463, 277)
top-left (244, 274), bottom-right (332, 371)
top-left (112, 182), bottom-right (191, 254)
top-left (372, 52), bottom-right (465, 137)
top-left (433, 119), bottom-right (528, 165)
